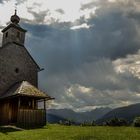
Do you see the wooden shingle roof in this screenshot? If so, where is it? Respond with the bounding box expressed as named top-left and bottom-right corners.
top-left (0, 81), bottom-right (53, 100)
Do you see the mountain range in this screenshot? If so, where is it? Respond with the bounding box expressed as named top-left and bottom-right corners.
top-left (47, 114), bottom-right (67, 124)
top-left (47, 107), bottom-right (111, 123)
top-left (47, 103), bottom-right (140, 124)
top-left (97, 103), bottom-right (140, 124)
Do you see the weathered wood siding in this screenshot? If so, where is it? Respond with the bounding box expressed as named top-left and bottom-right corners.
top-left (17, 109), bottom-right (46, 128)
top-left (0, 101), bottom-right (11, 125)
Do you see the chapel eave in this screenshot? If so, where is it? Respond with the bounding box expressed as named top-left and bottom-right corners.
top-left (0, 81), bottom-right (54, 100)
top-left (1, 23), bottom-right (27, 33)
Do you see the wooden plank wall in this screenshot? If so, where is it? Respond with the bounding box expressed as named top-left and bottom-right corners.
top-left (17, 109), bottom-right (46, 128)
top-left (0, 101), bottom-right (11, 125)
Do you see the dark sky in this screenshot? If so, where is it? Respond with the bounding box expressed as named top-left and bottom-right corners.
top-left (0, 0), bottom-right (140, 111)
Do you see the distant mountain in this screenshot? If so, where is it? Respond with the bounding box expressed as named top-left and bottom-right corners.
top-left (97, 103), bottom-right (140, 124)
top-left (47, 107), bottom-right (111, 123)
top-left (47, 114), bottom-right (67, 124)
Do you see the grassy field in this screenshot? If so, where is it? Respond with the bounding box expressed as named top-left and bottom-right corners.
top-left (0, 124), bottom-right (140, 140)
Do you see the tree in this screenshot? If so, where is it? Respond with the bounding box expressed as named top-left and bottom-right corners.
top-left (105, 117), bottom-right (127, 126)
top-left (81, 120), bottom-right (96, 126)
top-left (133, 117), bottom-right (140, 127)
top-left (91, 120), bottom-right (96, 126)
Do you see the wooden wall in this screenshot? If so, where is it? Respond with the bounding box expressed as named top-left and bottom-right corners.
top-left (0, 98), bottom-right (46, 127)
top-left (0, 100), bottom-right (11, 125)
top-left (17, 109), bottom-right (46, 128)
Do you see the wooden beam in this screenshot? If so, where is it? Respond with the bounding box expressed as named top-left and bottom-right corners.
top-left (43, 100), bottom-right (47, 125)
top-left (18, 97), bottom-right (20, 109)
top-left (32, 99), bottom-right (34, 109)
top-left (44, 99), bottom-right (46, 110)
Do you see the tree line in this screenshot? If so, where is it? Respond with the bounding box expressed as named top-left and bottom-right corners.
top-left (55, 117), bottom-right (140, 127)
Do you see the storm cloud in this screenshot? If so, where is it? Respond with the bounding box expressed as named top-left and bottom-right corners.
top-left (1, 0), bottom-right (140, 111)
top-left (0, 0), bottom-right (8, 3)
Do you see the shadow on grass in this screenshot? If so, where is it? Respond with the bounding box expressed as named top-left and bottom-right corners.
top-left (0, 126), bottom-right (22, 134)
top-left (16, 124), bottom-right (48, 130)
top-left (0, 124), bottom-right (49, 134)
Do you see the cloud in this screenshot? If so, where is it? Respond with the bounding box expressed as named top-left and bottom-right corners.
top-left (0, 0), bottom-right (9, 3)
top-left (16, 0), bottom-right (26, 5)
top-left (55, 9), bottom-right (65, 15)
top-left (18, 0), bottom-right (140, 111)
top-left (0, 0), bottom-right (140, 111)
top-left (27, 8), bottom-right (49, 24)
top-left (70, 23), bottom-right (93, 30)
top-left (114, 50), bottom-right (140, 79)
top-left (40, 59), bottom-right (140, 110)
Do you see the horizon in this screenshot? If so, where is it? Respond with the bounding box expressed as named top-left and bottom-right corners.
top-left (48, 102), bottom-right (140, 113)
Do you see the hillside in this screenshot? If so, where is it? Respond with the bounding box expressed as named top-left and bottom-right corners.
top-left (47, 114), bottom-right (67, 124)
top-left (97, 103), bottom-right (140, 124)
top-left (47, 107), bottom-right (111, 123)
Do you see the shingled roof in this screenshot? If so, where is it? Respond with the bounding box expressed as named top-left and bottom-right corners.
top-left (0, 81), bottom-right (53, 100)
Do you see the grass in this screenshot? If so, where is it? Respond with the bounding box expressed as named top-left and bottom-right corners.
top-left (0, 124), bottom-right (140, 140)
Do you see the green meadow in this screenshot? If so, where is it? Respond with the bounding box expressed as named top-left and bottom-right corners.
top-left (0, 124), bottom-right (140, 140)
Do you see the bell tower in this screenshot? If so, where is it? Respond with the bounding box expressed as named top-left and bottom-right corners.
top-left (1, 10), bottom-right (26, 46)
top-left (0, 9), bottom-right (41, 95)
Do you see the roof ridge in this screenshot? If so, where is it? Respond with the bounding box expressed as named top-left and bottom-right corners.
top-left (18, 81), bottom-right (25, 93)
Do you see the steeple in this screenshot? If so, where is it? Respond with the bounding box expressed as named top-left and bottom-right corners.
top-left (1, 10), bottom-right (26, 46)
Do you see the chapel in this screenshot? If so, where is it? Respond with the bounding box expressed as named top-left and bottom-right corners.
top-left (0, 10), bottom-right (53, 127)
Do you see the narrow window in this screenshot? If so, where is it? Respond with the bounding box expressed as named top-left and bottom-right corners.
top-left (17, 31), bottom-right (20, 38)
top-left (15, 68), bottom-right (19, 73)
top-left (5, 32), bottom-right (8, 38)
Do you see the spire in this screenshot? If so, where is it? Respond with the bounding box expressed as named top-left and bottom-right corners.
top-left (14, 2), bottom-right (17, 15)
top-left (10, 5), bottom-right (20, 24)
top-left (15, 9), bottom-right (17, 15)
